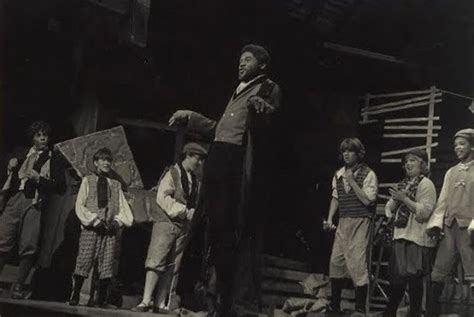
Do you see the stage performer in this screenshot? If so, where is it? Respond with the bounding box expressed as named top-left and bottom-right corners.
top-left (0, 121), bottom-right (63, 299)
top-left (169, 44), bottom-right (281, 316)
top-left (383, 149), bottom-right (437, 317)
top-left (69, 147), bottom-right (133, 307)
top-left (426, 128), bottom-right (474, 317)
top-left (323, 137), bottom-right (378, 315)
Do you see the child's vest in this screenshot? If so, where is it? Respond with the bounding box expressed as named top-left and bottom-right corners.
top-left (84, 175), bottom-right (121, 222)
top-left (155, 165), bottom-right (199, 228)
top-left (443, 163), bottom-right (474, 228)
top-left (336, 164), bottom-right (374, 218)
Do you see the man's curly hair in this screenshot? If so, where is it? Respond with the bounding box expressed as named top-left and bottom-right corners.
top-left (27, 121), bottom-right (51, 140)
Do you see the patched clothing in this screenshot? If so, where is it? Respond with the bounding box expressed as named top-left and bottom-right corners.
top-left (74, 175), bottom-right (133, 279)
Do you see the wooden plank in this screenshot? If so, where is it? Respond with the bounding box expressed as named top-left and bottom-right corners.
top-left (361, 93), bottom-right (371, 123)
top-left (261, 280), bottom-right (304, 295)
top-left (381, 158), bottom-right (437, 163)
top-left (359, 119), bottom-right (379, 125)
top-left (384, 125), bottom-right (441, 130)
top-left (379, 183), bottom-right (397, 188)
top-left (369, 89), bottom-right (432, 99)
top-left (262, 267), bottom-right (310, 282)
top-left (383, 133), bottom-right (438, 138)
top-left (323, 42), bottom-right (406, 64)
top-left (362, 98), bottom-right (442, 116)
top-left (263, 254), bottom-right (312, 272)
top-left (361, 93), bottom-right (440, 112)
top-left (427, 86), bottom-right (437, 168)
top-left (381, 143), bottom-right (438, 157)
top-left (385, 116), bottom-right (439, 123)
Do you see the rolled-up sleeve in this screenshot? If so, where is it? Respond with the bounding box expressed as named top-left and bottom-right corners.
top-left (331, 176), bottom-right (338, 199)
top-left (156, 171), bottom-right (187, 219)
top-left (362, 171), bottom-right (378, 203)
top-left (412, 178), bottom-right (437, 223)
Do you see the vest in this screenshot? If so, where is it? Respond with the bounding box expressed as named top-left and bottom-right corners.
top-left (84, 175), bottom-right (121, 222)
top-left (155, 165), bottom-right (199, 227)
top-left (443, 163), bottom-right (474, 228)
top-left (336, 164), bottom-right (373, 218)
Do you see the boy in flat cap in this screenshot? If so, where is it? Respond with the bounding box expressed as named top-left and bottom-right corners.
top-left (426, 128), bottom-right (474, 316)
top-left (134, 142), bottom-right (207, 313)
top-left (324, 137), bottom-right (378, 315)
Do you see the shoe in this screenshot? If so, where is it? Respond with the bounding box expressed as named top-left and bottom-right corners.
top-left (131, 301), bottom-right (153, 312)
top-left (11, 283), bottom-right (29, 300)
top-left (152, 307), bottom-right (179, 315)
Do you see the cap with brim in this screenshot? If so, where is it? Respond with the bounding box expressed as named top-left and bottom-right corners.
top-left (454, 128), bottom-right (474, 141)
top-left (405, 148), bottom-right (428, 164)
top-left (183, 142), bottom-right (208, 156)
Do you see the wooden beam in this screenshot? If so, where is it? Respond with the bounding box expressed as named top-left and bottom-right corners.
top-left (361, 93), bottom-right (440, 112)
top-left (384, 125), bottom-right (441, 130)
top-left (426, 86), bottom-right (437, 168)
top-left (385, 117), bottom-right (439, 123)
top-left (379, 183), bottom-right (398, 188)
top-left (381, 143), bottom-right (438, 157)
top-left (362, 99), bottom-right (442, 116)
top-left (323, 42), bottom-right (407, 64)
top-left (381, 158), bottom-right (437, 163)
top-left (368, 89), bottom-right (432, 99)
top-left (383, 133), bottom-right (438, 138)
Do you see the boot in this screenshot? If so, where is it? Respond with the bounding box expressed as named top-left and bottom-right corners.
top-left (328, 278), bottom-right (344, 313)
top-left (95, 278), bottom-right (110, 308)
top-left (69, 275), bottom-right (85, 306)
top-left (425, 282), bottom-right (444, 317)
top-left (355, 284), bottom-right (368, 314)
top-left (383, 282), bottom-right (406, 317)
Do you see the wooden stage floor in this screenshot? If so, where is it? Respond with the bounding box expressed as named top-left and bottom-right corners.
top-left (0, 298), bottom-right (180, 317)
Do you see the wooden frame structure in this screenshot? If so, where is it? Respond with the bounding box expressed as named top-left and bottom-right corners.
top-left (359, 86), bottom-right (443, 312)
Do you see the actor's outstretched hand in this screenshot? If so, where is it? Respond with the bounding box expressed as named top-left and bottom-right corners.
top-left (247, 96), bottom-right (275, 114)
top-left (169, 110), bottom-right (192, 126)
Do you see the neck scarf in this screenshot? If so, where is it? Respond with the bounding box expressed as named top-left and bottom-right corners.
top-left (96, 171), bottom-right (110, 209)
top-left (178, 163), bottom-right (197, 209)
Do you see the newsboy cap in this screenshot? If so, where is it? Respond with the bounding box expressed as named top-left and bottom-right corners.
top-left (454, 128), bottom-right (474, 142)
top-left (182, 142), bottom-right (208, 156)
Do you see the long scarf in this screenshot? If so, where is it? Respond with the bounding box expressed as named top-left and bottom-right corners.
top-left (393, 174), bottom-right (424, 228)
top-left (178, 163), bottom-right (198, 209)
top-left (96, 172), bottom-right (110, 209)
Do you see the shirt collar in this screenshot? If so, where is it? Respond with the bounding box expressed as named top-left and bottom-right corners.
top-left (26, 146), bottom-right (44, 158)
top-left (458, 160), bottom-right (474, 171)
top-left (236, 74), bottom-right (265, 94)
